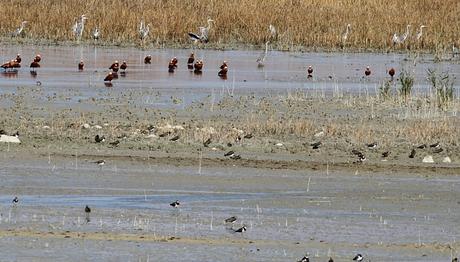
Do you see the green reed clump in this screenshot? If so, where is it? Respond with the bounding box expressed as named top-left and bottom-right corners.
top-left (398, 70), bottom-right (414, 103)
top-left (427, 69), bottom-right (455, 110)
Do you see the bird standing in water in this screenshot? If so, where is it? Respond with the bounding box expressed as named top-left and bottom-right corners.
top-left (187, 53), bottom-right (195, 69)
top-left (307, 65), bottom-right (313, 78)
top-left (85, 205), bottom-right (91, 223)
top-left (12, 21), bottom-right (28, 37)
top-left (78, 60), bottom-right (84, 71)
top-left (388, 67), bottom-right (395, 80)
top-left (218, 61), bottom-right (228, 79)
top-left (144, 55), bottom-right (152, 64)
top-left (364, 66), bottom-right (371, 77)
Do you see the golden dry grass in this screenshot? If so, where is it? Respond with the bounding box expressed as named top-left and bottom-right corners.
top-left (1, 0), bottom-right (459, 50)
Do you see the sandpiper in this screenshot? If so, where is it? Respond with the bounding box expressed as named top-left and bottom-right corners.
top-left (170, 200), bottom-right (180, 208)
top-left (353, 253), bottom-right (364, 261)
top-left (409, 148), bottom-right (416, 158)
top-left (95, 135), bottom-right (105, 143)
top-left (224, 150), bottom-right (235, 157)
top-left (234, 225), bottom-right (247, 233)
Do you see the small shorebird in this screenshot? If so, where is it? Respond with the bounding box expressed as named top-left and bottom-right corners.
top-left (95, 159), bottom-right (105, 167)
top-left (409, 148), bottom-right (416, 158)
top-left (224, 216), bottom-right (237, 223)
top-left (188, 18), bottom-right (214, 43)
top-left (364, 66), bottom-right (371, 77)
top-left (307, 65), bottom-right (313, 78)
top-left (78, 60), bottom-right (84, 70)
top-left (12, 196), bottom-right (19, 206)
top-left (144, 55), bottom-right (152, 64)
top-left (169, 135), bottom-right (180, 141)
top-left (203, 138), bottom-right (211, 147)
top-left (417, 144), bottom-right (427, 149)
top-left (429, 142), bottom-right (440, 148)
top-left (388, 68), bottom-right (395, 80)
top-left (244, 133), bottom-right (253, 139)
top-left (224, 150), bottom-right (235, 157)
top-left (382, 151), bottom-right (390, 158)
top-left (234, 225), bottom-right (247, 233)
top-left (12, 21), bottom-right (28, 37)
top-left (187, 53), bottom-right (195, 69)
top-left (95, 134), bottom-right (105, 143)
top-left (168, 57), bottom-right (178, 73)
top-left (310, 141), bottom-right (321, 149)
top-left (297, 255), bottom-right (309, 262)
top-left (352, 254), bottom-right (364, 261)
top-left (170, 200), bottom-right (180, 208)
top-left (85, 205), bottom-right (91, 222)
top-left (367, 142), bottom-right (377, 149)
top-left (432, 147), bottom-right (443, 154)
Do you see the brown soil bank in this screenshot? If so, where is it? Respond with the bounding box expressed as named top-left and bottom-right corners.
top-left (1, 0), bottom-right (459, 51)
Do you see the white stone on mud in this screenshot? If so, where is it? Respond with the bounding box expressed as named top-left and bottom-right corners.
top-left (314, 131), bottom-right (324, 137)
top-left (146, 134), bottom-right (158, 138)
top-left (442, 157), bottom-right (451, 163)
top-left (82, 123), bottom-right (90, 129)
top-left (0, 135), bottom-right (21, 143)
top-left (42, 126), bottom-right (50, 129)
top-left (93, 125), bottom-right (102, 129)
top-left (422, 155), bottom-right (434, 163)
top-left (275, 142), bottom-right (284, 147)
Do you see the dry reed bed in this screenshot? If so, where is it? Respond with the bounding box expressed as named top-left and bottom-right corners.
top-left (1, 0), bottom-right (459, 50)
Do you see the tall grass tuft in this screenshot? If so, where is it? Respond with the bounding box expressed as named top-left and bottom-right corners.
top-left (426, 69), bottom-right (455, 110)
top-left (398, 70), bottom-right (414, 103)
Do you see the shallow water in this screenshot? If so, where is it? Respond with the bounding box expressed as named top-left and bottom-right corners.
top-left (1, 45), bottom-right (459, 109)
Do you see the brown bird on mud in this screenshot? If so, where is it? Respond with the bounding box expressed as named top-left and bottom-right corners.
top-left (388, 67), bottom-right (395, 80)
top-left (409, 148), bottom-right (416, 158)
top-left (364, 66), bottom-right (371, 76)
top-left (382, 151), bottom-right (390, 158)
top-left (15, 54), bottom-right (22, 64)
top-left (104, 72), bottom-right (114, 82)
top-left (307, 65), bottom-right (313, 78)
top-left (144, 55), bottom-right (152, 64)
top-left (168, 60), bottom-right (176, 73)
top-left (120, 61), bottom-right (127, 71)
top-left (187, 53), bottom-right (195, 69)
top-left (194, 60), bottom-right (203, 73)
top-left (78, 60), bottom-right (84, 70)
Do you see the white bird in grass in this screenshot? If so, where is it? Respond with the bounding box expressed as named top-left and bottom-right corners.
top-left (92, 26), bottom-right (100, 41)
top-left (12, 21), bottom-right (28, 37)
top-left (72, 15), bottom-right (88, 41)
top-left (341, 23), bottom-right (351, 43)
top-left (268, 24), bottom-right (276, 38)
top-left (188, 18), bottom-right (214, 43)
top-left (256, 41), bottom-right (269, 67)
top-left (139, 20), bottom-right (150, 41)
top-left (392, 24), bottom-right (411, 46)
top-left (415, 25), bottom-right (427, 41)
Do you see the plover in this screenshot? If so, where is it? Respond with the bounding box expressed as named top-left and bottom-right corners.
top-left (353, 253), bottom-right (363, 261)
top-left (224, 150), bottom-right (235, 157)
top-left (12, 196), bottom-right (19, 205)
top-left (297, 255), bottom-right (309, 262)
top-left (95, 135), bottom-right (105, 143)
top-left (429, 142), bottom-right (440, 148)
top-left (409, 149), bottom-right (416, 158)
top-left (366, 142), bottom-right (377, 149)
top-left (224, 216), bottom-right (237, 223)
top-left (234, 225), bottom-right (247, 233)
top-left (310, 141), bottom-right (321, 149)
top-left (170, 200), bottom-right (180, 208)
top-left (203, 138), bottom-right (212, 147)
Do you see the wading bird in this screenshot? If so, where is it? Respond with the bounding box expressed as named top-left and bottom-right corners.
top-left (415, 25), bottom-right (427, 41)
top-left (12, 21), bottom-right (28, 37)
top-left (139, 20), bottom-right (150, 42)
top-left (104, 72), bottom-right (114, 82)
top-left (341, 23), bottom-right (351, 48)
top-left (188, 18), bottom-right (214, 43)
top-left (120, 61), bottom-right (127, 72)
top-left (30, 59), bottom-right (40, 72)
top-left (144, 55), bottom-right (152, 64)
top-left (256, 41), bottom-right (269, 67)
top-left (92, 26), bottom-right (100, 41)
top-left (453, 44), bottom-right (460, 58)
top-left (72, 15), bottom-right (88, 41)
top-left (392, 25), bottom-right (411, 46)
top-left (78, 60), bottom-right (84, 70)
top-left (268, 24), bottom-right (276, 38)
